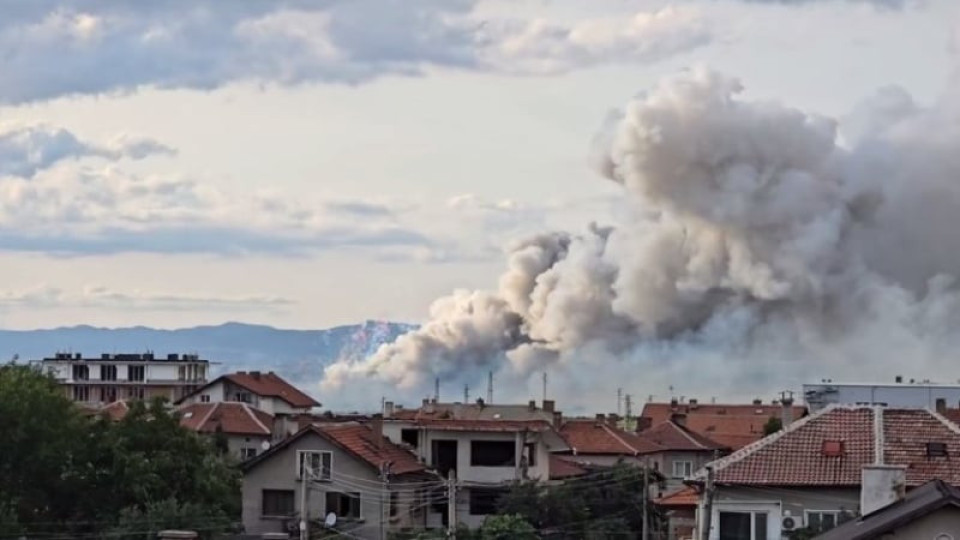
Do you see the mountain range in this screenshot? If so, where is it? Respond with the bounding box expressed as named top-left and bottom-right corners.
top-left (0, 320), bottom-right (417, 389)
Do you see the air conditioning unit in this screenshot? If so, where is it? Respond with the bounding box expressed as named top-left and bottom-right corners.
top-left (781, 514), bottom-right (803, 531)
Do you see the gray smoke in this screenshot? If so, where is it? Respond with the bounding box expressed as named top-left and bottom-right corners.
top-left (322, 66), bottom-right (960, 405)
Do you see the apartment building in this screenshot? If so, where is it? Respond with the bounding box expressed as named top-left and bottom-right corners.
top-left (38, 352), bottom-right (208, 405)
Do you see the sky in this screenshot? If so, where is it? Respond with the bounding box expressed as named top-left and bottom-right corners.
top-left (0, 0), bottom-right (956, 332)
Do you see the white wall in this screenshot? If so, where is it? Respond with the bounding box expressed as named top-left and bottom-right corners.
top-left (148, 364), bottom-right (179, 381)
top-left (804, 383), bottom-right (960, 411)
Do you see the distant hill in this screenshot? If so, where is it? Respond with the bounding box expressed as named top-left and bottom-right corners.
top-left (0, 320), bottom-right (417, 389)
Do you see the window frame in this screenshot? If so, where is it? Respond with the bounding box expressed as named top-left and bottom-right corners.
top-left (672, 460), bottom-right (694, 479)
top-left (72, 364), bottom-right (90, 381)
top-left (325, 491), bottom-right (362, 520)
top-left (297, 450), bottom-right (333, 481)
top-left (240, 447), bottom-right (258, 461)
top-left (470, 440), bottom-right (517, 467)
top-left (101, 364), bottom-right (117, 382)
top-left (200, 394), bottom-right (211, 403)
top-left (128, 365), bottom-right (145, 382)
top-left (718, 510), bottom-right (769, 540)
top-left (804, 510), bottom-right (841, 533)
top-left (261, 489), bottom-right (295, 518)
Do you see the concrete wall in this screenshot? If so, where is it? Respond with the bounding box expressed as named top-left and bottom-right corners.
top-left (886, 506), bottom-right (960, 538)
top-left (242, 431), bottom-right (431, 539)
top-left (228, 434), bottom-right (271, 462)
top-left (703, 486), bottom-right (860, 540)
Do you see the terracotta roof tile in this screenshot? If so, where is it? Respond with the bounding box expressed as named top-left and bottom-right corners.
top-left (549, 455), bottom-right (589, 480)
top-left (224, 372), bottom-right (319, 408)
top-left (655, 486), bottom-right (700, 507)
top-left (100, 400), bottom-right (130, 421)
top-left (640, 421), bottom-right (728, 452)
top-left (560, 420), bottom-right (664, 455)
top-left (179, 402), bottom-right (273, 436)
top-left (698, 406), bottom-right (960, 487)
top-left (317, 424), bottom-right (426, 476)
top-left (640, 402), bottom-right (806, 450)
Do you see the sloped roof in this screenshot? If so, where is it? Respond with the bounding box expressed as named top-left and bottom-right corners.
top-left (177, 371), bottom-right (319, 408)
top-left (815, 480), bottom-right (960, 540)
top-left (655, 486), bottom-right (700, 507)
top-left (179, 402), bottom-right (273, 436)
top-left (242, 422), bottom-right (429, 478)
top-left (549, 455), bottom-right (589, 480)
top-left (641, 420), bottom-right (728, 452)
top-left (640, 401), bottom-right (806, 450)
top-left (100, 400), bottom-right (130, 421)
top-left (692, 406), bottom-right (960, 487)
top-left (560, 419), bottom-right (664, 455)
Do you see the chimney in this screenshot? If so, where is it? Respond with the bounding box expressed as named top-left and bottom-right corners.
top-left (936, 398), bottom-right (947, 415)
top-left (542, 399), bottom-right (555, 413)
top-left (671, 412), bottom-right (687, 427)
top-left (895, 375), bottom-right (903, 383)
top-left (384, 401), bottom-right (395, 418)
top-left (860, 465), bottom-right (906, 515)
top-left (595, 413), bottom-right (606, 422)
top-left (528, 400), bottom-right (537, 411)
top-left (670, 397), bottom-right (678, 410)
top-left (552, 411), bottom-right (563, 428)
top-left (251, 371), bottom-right (261, 380)
top-left (781, 394), bottom-right (795, 428)
top-left (607, 413), bottom-right (620, 427)
top-left (370, 414), bottom-right (384, 450)
top-left (752, 398), bottom-right (762, 406)
top-left (688, 398), bottom-right (698, 409)
top-left (635, 417), bottom-right (652, 432)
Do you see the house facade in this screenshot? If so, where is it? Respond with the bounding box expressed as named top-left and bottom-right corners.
top-left (38, 352), bottom-right (208, 406)
top-left (241, 420), bottom-right (440, 539)
top-left (689, 406), bottom-right (960, 540)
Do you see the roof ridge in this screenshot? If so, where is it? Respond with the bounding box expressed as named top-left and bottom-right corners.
top-left (242, 403), bottom-right (271, 435)
top-left (670, 421), bottom-right (711, 450)
top-left (601, 423), bottom-right (639, 455)
top-left (691, 403), bottom-right (843, 481)
top-left (926, 407), bottom-right (960, 436)
top-left (198, 401), bottom-right (220, 429)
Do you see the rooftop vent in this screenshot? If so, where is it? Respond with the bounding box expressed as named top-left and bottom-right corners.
top-left (926, 442), bottom-right (948, 458)
top-left (752, 398), bottom-right (762, 406)
top-left (821, 440), bottom-right (846, 457)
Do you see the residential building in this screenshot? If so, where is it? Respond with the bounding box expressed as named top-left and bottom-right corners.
top-left (655, 487), bottom-right (698, 540)
top-left (180, 401), bottom-right (274, 461)
top-left (804, 379), bottom-right (960, 412)
top-left (385, 398), bottom-right (559, 423)
top-left (38, 352), bottom-right (208, 406)
top-left (558, 415), bottom-right (664, 468)
top-left (815, 479), bottom-right (960, 540)
top-left (177, 371), bottom-right (319, 438)
top-left (640, 397), bottom-right (806, 450)
top-left (640, 418), bottom-right (729, 490)
top-left (382, 402), bottom-right (570, 529)
top-left (241, 419), bottom-right (440, 539)
top-left (688, 405), bottom-right (960, 540)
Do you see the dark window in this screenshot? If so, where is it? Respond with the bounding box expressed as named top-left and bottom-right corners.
top-left (235, 391), bottom-right (252, 403)
top-left (128, 365), bottom-right (145, 382)
top-left (325, 492), bottom-right (361, 519)
top-left (470, 440), bottom-right (516, 467)
top-left (72, 365), bottom-right (89, 381)
top-left (200, 394), bottom-right (211, 403)
top-left (431, 440), bottom-right (458, 477)
top-left (240, 447), bottom-right (257, 460)
top-left (101, 365), bottom-right (117, 381)
top-left (99, 386), bottom-right (118, 403)
top-left (401, 429), bottom-right (419, 448)
top-left (927, 442), bottom-right (948, 457)
top-left (128, 386), bottom-right (144, 400)
top-left (754, 512), bottom-right (767, 540)
top-left (262, 489), bottom-right (295, 517)
top-left (297, 450), bottom-right (332, 481)
top-left (468, 488), bottom-right (506, 516)
top-left (390, 491), bottom-right (399, 517)
top-left (72, 386), bottom-right (90, 402)
top-left (719, 512), bottom-right (751, 540)
top-left (806, 512), bottom-right (838, 533)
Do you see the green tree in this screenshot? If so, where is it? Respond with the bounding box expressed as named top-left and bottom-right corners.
top-left (763, 416), bottom-right (783, 435)
top-left (480, 514), bottom-right (538, 540)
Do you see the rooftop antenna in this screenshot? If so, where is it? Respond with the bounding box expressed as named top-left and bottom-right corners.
top-left (487, 371), bottom-right (493, 404)
top-left (542, 371), bottom-right (548, 403)
top-left (618, 388), bottom-right (623, 415)
top-left (464, 384), bottom-right (469, 403)
top-left (434, 377), bottom-right (440, 402)
top-left (625, 394), bottom-right (633, 428)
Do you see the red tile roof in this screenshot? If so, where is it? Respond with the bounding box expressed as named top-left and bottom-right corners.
top-left (640, 420), bottom-right (728, 452)
top-left (179, 402), bottom-right (273, 436)
top-left (100, 400), bottom-right (130, 421)
top-left (560, 420), bottom-right (664, 455)
top-left (549, 455), bottom-right (589, 480)
top-left (224, 372), bottom-right (319, 408)
top-left (655, 486), bottom-right (700, 507)
top-left (696, 406), bottom-right (960, 487)
top-left (640, 402), bottom-right (806, 450)
top-left (318, 424), bottom-right (427, 476)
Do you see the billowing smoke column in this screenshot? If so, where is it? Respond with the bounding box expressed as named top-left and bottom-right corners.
top-left (322, 67), bottom-right (960, 405)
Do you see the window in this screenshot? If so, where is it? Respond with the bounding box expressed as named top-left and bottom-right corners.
top-left (401, 429), bottom-right (419, 448)
top-left (469, 488), bottom-right (506, 516)
top-left (72, 385), bottom-right (90, 402)
top-left (805, 511), bottom-right (840, 533)
top-left (128, 386), bottom-right (144, 400)
top-left (261, 489), bottom-right (295, 517)
top-left (101, 365), bottom-right (117, 381)
top-left (470, 440), bottom-right (516, 467)
top-left (719, 511), bottom-right (768, 540)
top-left (389, 491), bottom-right (399, 517)
top-left (325, 492), bottom-right (361, 519)
top-left (672, 460), bottom-right (693, 479)
top-left (240, 447), bottom-right (258, 461)
top-left (297, 450), bottom-right (332, 481)
top-left (128, 365), bottom-right (145, 382)
top-left (235, 391), bottom-right (252, 403)
top-left (99, 386), bottom-right (118, 403)
top-left (72, 365), bottom-right (89, 381)
top-left (200, 394), bottom-right (211, 403)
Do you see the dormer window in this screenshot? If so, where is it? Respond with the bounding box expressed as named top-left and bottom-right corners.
top-left (821, 440), bottom-right (845, 457)
top-left (926, 442), bottom-right (948, 457)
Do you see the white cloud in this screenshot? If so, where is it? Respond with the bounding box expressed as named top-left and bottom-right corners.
top-left (0, 284), bottom-right (292, 311)
top-left (0, 123), bottom-right (173, 177)
top-left (0, 1), bottom-right (710, 103)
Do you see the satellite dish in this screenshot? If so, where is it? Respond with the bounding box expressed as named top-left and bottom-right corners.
top-left (260, 440), bottom-right (271, 451)
top-left (324, 513), bottom-right (337, 528)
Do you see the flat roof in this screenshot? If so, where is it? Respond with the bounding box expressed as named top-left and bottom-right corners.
top-left (804, 382), bottom-right (960, 389)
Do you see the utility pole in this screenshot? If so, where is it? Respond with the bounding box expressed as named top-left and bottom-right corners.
top-left (464, 384), bottom-right (469, 403)
top-left (642, 456), bottom-right (650, 540)
top-left (434, 377), bottom-right (440, 402)
top-left (617, 388), bottom-right (623, 415)
top-left (299, 459), bottom-right (310, 540)
top-left (542, 371), bottom-right (547, 402)
top-left (446, 472), bottom-right (458, 539)
top-left (487, 371), bottom-right (493, 404)
top-left (700, 466), bottom-right (715, 540)
top-left (379, 462), bottom-right (391, 540)
top-left (625, 394), bottom-right (633, 430)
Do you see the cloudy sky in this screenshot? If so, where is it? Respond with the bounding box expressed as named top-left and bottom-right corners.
top-left (0, 0), bottom-right (955, 330)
